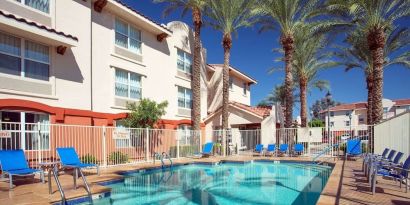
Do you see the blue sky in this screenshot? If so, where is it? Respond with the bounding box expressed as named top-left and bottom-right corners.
top-left (123, 0), bottom-right (410, 116)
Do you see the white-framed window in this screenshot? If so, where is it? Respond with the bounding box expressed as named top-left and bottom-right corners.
top-left (383, 107), bottom-right (388, 113)
top-left (115, 18), bottom-right (142, 55)
top-left (330, 121), bottom-right (334, 127)
top-left (177, 49), bottom-right (192, 74)
top-left (0, 110), bottom-right (49, 150)
top-left (115, 69), bottom-right (142, 100)
top-left (178, 86), bottom-right (192, 109)
top-left (330, 111), bottom-right (334, 117)
top-left (345, 120), bottom-right (350, 127)
top-left (0, 31), bottom-right (50, 81)
top-left (243, 83), bottom-right (247, 95)
top-left (178, 124), bottom-right (192, 145)
top-left (16, 0), bottom-right (50, 13)
top-left (229, 78), bottom-right (233, 90)
top-left (345, 111), bottom-right (350, 116)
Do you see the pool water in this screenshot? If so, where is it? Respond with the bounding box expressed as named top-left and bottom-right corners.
top-left (87, 162), bottom-right (332, 205)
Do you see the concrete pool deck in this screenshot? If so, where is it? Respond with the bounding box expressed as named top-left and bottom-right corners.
top-left (0, 156), bottom-right (409, 204)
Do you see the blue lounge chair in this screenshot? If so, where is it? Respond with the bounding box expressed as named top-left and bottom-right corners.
top-left (0, 150), bottom-right (44, 189)
top-left (293, 144), bottom-right (304, 156)
top-left (254, 144), bottom-right (264, 155)
top-left (192, 142), bottom-right (214, 158)
top-left (378, 148), bottom-right (390, 159)
top-left (267, 144), bottom-right (276, 156)
top-left (56, 147), bottom-right (99, 175)
top-left (385, 150), bottom-right (397, 162)
top-left (279, 144), bottom-right (289, 156)
top-left (371, 155), bottom-right (410, 194)
top-left (346, 139), bottom-right (362, 157)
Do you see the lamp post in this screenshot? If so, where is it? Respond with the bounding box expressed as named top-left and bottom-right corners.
top-left (325, 91), bottom-right (332, 157)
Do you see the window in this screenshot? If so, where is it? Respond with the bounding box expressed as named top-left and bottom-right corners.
top-left (115, 18), bottom-right (142, 55)
top-left (177, 49), bottom-right (192, 74)
top-left (0, 111), bottom-right (49, 150)
top-left (330, 121), bottom-right (334, 127)
top-left (16, 0), bottom-right (50, 13)
top-left (178, 125), bottom-right (192, 145)
top-left (345, 121), bottom-right (350, 126)
top-left (243, 83), bottom-right (247, 95)
top-left (345, 111), bottom-right (350, 116)
top-left (359, 117), bottom-right (364, 123)
top-left (383, 107), bottom-right (388, 113)
top-left (229, 78), bottom-right (233, 90)
top-left (115, 69), bottom-right (142, 99)
top-left (330, 111), bottom-right (334, 117)
top-left (0, 32), bottom-right (50, 81)
top-left (178, 86), bottom-right (192, 109)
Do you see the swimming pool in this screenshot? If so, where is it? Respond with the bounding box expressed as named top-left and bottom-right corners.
top-left (85, 161), bottom-right (332, 205)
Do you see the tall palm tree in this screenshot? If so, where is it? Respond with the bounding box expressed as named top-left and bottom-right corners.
top-left (292, 26), bottom-right (336, 127)
top-left (258, 0), bottom-right (326, 128)
top-left (154, 0), bottom-right (208, 131)
top-left (326, 0), bottom-right (410, 124)
top-left (205, 0), bottom-right (259, 129)
top-left (336, 28), bottom-right (410, 151)
top-left (259, 84), bottom-right (299, 107)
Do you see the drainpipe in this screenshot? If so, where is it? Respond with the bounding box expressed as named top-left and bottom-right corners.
top-left (90, 1), bottom-right (94, 113)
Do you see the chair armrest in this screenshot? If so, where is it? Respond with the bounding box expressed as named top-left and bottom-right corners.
top-left (391, 166), bottom-right (410, 172)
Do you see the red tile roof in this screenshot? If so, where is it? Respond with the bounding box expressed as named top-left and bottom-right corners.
top-left (0, 10), bottom-right (78, 41)
top-left (393, 99), bottom-right (410, 106)
top-left (320, 102), bottom-right (367, 113)
top-left (230, 101), bottom-right (271, 117)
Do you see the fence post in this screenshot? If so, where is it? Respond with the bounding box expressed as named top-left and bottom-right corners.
top-left (37, 122), bottom-right (42, 165)
top-left (308, 128), bottom-right (311, 157)
top-left (102, 126), bottom-right (107, 167)
top-left (222, 130), bottom-right (226, 157)
top-left (145, 128), bottom-right (150, 161)
top-left (176, 130), bottom-right (180, 159)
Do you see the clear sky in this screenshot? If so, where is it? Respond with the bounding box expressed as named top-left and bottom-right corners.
top-left (122, 0), bottom-right (410, 116)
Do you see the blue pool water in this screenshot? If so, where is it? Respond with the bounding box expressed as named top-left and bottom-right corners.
top-left (86, 161), bottom-right (332, 205)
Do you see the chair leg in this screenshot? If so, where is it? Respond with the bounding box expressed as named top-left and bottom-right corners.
top-left (73, 168), bottom-right (78, 189)
top-left (9, 174), bottom-right (13, 189)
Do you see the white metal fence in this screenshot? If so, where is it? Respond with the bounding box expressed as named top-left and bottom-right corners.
top-left (0, 122), bottom-right (201, 168)
top-left (211, 126), bottom-right (372, 159)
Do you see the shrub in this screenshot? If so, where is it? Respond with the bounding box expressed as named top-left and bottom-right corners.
top-left (81, 154), bottom-right (97, 164)
top-left (109, 151), bottom-right (129, 164)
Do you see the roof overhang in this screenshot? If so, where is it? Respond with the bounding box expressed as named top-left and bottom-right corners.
top-left (102, 0), bottom-right (172, 40)
top-left (207, 64), bottom-right (257, 85)
top-left (204, 103), bottom-right (263, 123)
top-left (0, 11), bottom-right (78, 47)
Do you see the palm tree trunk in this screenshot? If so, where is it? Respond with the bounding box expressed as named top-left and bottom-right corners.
top-left (222, 33), bottom-right (232, 130)
top-left (281, 34), bottom-right (294, 128)
top-left (366, 74), bottom-right (374, 153)
top-left (367, 28), bottom-right (385, 124)
top-left (366, 74), bottom-right (373, 126)
top-left (300, 77), bottom-right (307, 127)
top-left (192, 7), bottom-right (202, 131)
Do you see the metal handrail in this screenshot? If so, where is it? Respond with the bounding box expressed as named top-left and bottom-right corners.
top-left (77, 168), bottom-right (92, 203)
top-left (50, 166), bottom-right (66, 204)
top-left (162, 152), bottom-right (173, 167)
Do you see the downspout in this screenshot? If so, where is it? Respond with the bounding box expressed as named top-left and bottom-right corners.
top-left (90, 1), bottom-right (94, 112)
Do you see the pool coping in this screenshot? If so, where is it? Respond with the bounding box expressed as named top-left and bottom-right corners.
top-left (52, 158), bottom-right (336, 205)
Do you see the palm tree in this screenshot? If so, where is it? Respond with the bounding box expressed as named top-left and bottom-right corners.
top-left (154, 0), bottom-right (208, 131)
top-left (326, 0), bottom-right (410, 124)
top-left (259, 84), bottom-right (299, 107)
top-left (258, 0), bottom-right (326, 128)
top-left (292, 26), bottom-right (336, 127)
top-left (205, 0), bottom-right (259, 129)
top-left (336, 27), bottom-right (410, 150)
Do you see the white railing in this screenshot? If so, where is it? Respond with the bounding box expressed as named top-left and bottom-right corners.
top-left (214, 126), bottom-right (372, 159)
top-left (0, 122), bottom-right (201, 168)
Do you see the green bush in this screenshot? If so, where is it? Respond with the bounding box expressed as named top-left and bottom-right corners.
top-left (169, 145), bottom-right (200, 158)
top-left (109, 151), bottom-right (129, 164)
top-left (81, 154), bottom-right (97, 164)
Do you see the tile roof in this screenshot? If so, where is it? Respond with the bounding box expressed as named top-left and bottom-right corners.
top-left (113, 0), bottom-right (172, 33)
top-left (320, 102), bottom-right (367, 113)
top-left (0, 10), bottom-right (78, 41)
top-left (393, 99), bottom-right (410, 106)
top-left (230, 101), bottom-right (271, 117)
